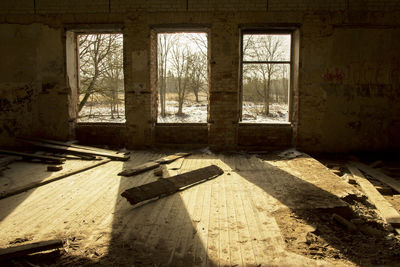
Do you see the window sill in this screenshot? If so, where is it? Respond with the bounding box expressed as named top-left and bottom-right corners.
top-left (238, 122), bottom-right (291, 126)
top-left (77, 122), bottom-right (126, 126)
top-left (156, 123), bottom-right (208, 127)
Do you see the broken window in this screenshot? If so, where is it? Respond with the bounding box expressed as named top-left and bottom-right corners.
top-left (157, 32), bottom-right (208, 123)
top-left (241, 32), bottom-right (291, 123)
top-left (77, 33), bottom-right (125, 123)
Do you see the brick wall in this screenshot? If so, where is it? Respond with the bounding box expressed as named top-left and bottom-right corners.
top-left (238, 125), bottom-right (292, 149)
top-left (1, 4), bottom-right (400, 152)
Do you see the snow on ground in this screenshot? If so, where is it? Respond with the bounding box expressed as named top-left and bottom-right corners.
top-left (78, 106), bottom-right (126, 123)
top-left (157, 100), bottom-right (207, 123)
top-left (78, 101), bottom-right (288, 124)
top-left (242, 102), bottom-right (288, 123)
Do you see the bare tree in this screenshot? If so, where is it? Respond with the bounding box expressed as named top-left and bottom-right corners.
top-left (97, 35), bottom-right (124, 119)
top-left (243, 35), bottom-right (285, 116)
top-left (78, 34), bottom-right (118, 112)
top-left (170, 44), bottom-right (190, 116)
top-left (158, 34), bottom-right (176, 117)
top-left (187, 51), bottom-right (207, 102)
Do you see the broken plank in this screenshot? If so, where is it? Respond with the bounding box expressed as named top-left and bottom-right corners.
top-left (154, 152), bottom-right (191, 164)
top-left (121, 165), bottom-right (224, 205)
top-left (118, 161), bottom-right (160, 177)
top-left (0, 239), bottom-right (63, 261)
top-left (21, 137), bottom-right (129, 156)
top-left (168, 165), bottom-right (224, 189)
top-left (118, 153), bottom-right (191, 177)
top-left (0, 149), bottom-right (65, 164)
top-left (0, 158), bottom-right (111, 200)
top-left (22, 140), bottom-right (129, 161)
top-left (347, 165), bottom-right (400, 224)
top-left (352, 162), bottom-right (400, 194)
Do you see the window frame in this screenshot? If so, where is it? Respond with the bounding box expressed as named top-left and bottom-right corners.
top-left (239, 29), bottom-right (295, 125)
top-left (153, 27), bottom-right (210, 125)
top-left (67, 28), bottom-right (126, 125)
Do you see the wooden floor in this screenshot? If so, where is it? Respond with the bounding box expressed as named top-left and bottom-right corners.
top-left (0, 151), bottom-right (358, 266)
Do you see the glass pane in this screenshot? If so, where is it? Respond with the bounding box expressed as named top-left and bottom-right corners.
top-left (243, 34), bottom-right (291, 62)
top-left (77, 33), bottom-right (125, 123)
top-left (242, 63), bottom-right (290, 123)
top-left (157, 32), bottom-right (208, 123)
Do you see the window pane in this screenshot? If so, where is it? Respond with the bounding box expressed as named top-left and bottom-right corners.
top-left (242, 63), bottom-right (290, 123)
top-left (77, 33), bottom-right (125, 123)
top-left (157, 32), bottom-right (208, 123)
top-left (243, 34), bottom-right (291, 62)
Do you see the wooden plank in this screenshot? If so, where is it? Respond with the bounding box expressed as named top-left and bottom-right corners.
top-left (168, 165), bottom-right (224, 189)
top-left (117, 153), bottom-right (191, 177)
top-left (23, 140), bottom-right (129, 161)
top-left (347, 165), bottom-right (400, 224)
top-left (0, 149), bottom-right (65, 164)
top-left (155, 153), bottom-right (191, 164)
top-left (121, 165), bottom-right (224, 206)
top-left (352, 162), bottom-right (400, 194)
top-left (118, 161), bottom-right (160, 177)
top-left (0, 158), bottom-right (111, 200)
top-left (0, 239), bottom-right (63, 260)
top-left (20, 137), bottom-right (128, 156)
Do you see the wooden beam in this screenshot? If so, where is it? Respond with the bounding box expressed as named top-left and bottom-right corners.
top-left (21, 137), bottom-right (129, 156)
top-left (23, 140), bottom-right (129, 161)
top-left (118, 153), bottom-right (191, 177)
top-left (347, 165), bottom-right (400, 224)
top-left (0, 239), bottom-right (63, 261)
top-left (0, 149), bottom-right (65, 164)
top-left (154, 152), bottom-right (191, 164)
top-left (351, 162), bottom-right (400, 193)
top-left (0, 158), bottom-right (111, 200)
top-left (118, 161), bottom-right (160, 177)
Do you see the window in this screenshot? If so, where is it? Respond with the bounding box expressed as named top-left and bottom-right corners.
top-left (241, 32), bottom-right (292, 123)
top-left (77, 33), bottom-right (125, 123)
top-left (157, 32), bottom-right (208, 123)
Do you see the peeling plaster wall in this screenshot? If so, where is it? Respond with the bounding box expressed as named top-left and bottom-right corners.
top-left (299, 25), bottom-right (400, 152)
top-left (0, 23), bottom-right (71, 146)
top-left (0, 0), bottom-right (399, 152)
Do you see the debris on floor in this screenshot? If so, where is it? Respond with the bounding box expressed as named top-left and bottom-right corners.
top-left (0, 239), bottom-right (63, 261)
top-left (118, 161), bottom-right (160, 177)
top-left (118, 152), bottom-right (191, 177)
top-left (20, 138), bottom-right (130, 161)
top-left (47, 165), bottom-right (63, 172)
top-left (0, 149), bottom-right (66, 164)
top-left (121, 165), bottom-right (223, 205)
top-left (1, 150), bottom-right (400, 266)
top-left (0, 157), bottom-right (111, 200)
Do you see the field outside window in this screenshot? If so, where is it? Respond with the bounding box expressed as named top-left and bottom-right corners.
top-left (157, 32), bottom-right (208, 123)
top-left (241, 33), bottom-right (291, 123)
top-left (77, 33), bottom-right (125, 123)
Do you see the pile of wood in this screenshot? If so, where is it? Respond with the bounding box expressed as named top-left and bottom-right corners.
top-left (0, 138), bottom-right (129, 164)
top-left (345, 162), bottom-right (400, 234)
top-left (0, 137), bottom-right (130, 199)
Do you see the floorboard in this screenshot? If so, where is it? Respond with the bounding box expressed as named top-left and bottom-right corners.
top-left (0, 151), bottom-right (353, 266)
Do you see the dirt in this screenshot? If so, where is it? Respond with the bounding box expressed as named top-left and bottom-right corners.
top-left (274, 196), bottom-right (400, 266)
top-left (272, 156), bottom-right (400, 266)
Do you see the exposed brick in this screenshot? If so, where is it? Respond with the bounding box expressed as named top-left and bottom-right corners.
top-left (349, 0), bottom-right (400, 11)
top-left (37, 0), bottom-right (109, 14)
top-left (188, 0), bottom-right (268, 11)
top-left (269, 0), bottom-right (346, 11)
top-left (111, 0), bottom-right (186, 12)
top-left (0, 0), bottom-right (34, 14)
top-left (155, 125), bottom-right (208, 145)
top-left (238, 125), bottom-right (292, 148)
